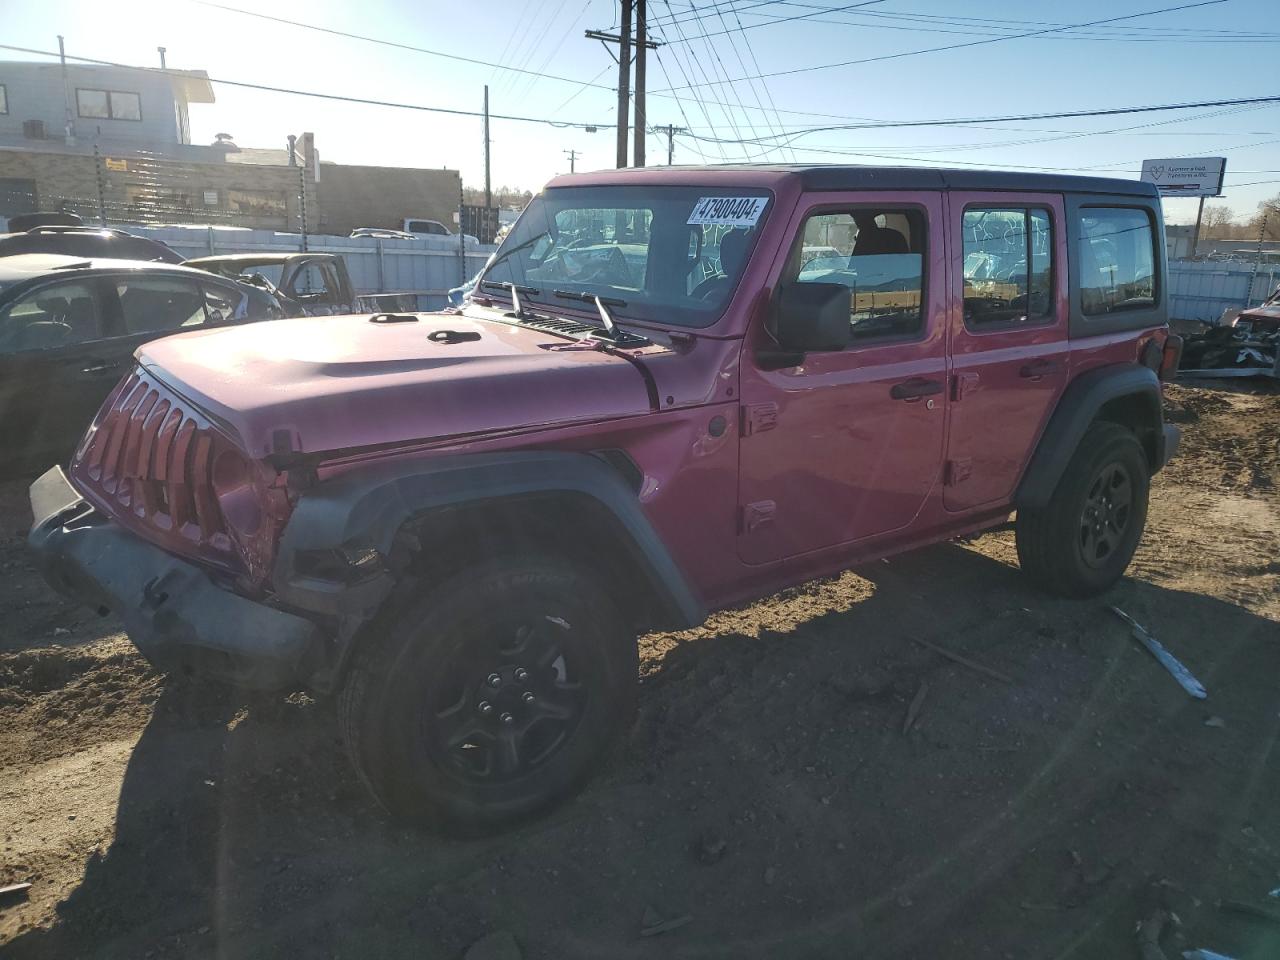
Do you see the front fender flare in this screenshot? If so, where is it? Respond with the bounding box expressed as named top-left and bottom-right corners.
top-left (272, 449), bottom-right (705, 629)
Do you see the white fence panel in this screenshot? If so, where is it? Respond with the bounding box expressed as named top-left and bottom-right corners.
top-left (124, 224), bottom-right (496, 311)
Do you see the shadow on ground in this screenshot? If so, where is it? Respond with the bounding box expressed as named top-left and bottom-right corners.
top-left (6, 543), bottom-right (1280, 960)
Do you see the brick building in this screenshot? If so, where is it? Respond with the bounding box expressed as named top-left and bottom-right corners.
top-left (0, 60), bottom-right (461, 236)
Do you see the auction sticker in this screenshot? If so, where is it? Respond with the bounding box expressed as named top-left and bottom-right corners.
top-left (687, 196), bottom-right (768, 228)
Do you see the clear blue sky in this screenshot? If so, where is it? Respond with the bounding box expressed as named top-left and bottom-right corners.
top-left (3, 0), bottom-right (1278, 223)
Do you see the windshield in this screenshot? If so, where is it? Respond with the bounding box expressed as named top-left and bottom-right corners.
top-left (479, 185), bottom-right (772, 328)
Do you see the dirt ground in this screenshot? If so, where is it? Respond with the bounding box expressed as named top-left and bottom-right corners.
top-left (1, 382), bottom-right (1278, 960)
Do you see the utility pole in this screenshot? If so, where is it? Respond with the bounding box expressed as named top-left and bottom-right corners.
top-left (563, 149), bottom-right (579, 173)
top-left (616, 0), bottom-right (632, 168)
top-left (1191, 195), bottom-right (1206, 259)
top-left (585, 12), bottom-right (660, 169)
top-left (633, 0), bottom-right (646, 167)
top-left (660, 124), bottom-right (687, 165)
top-left (157, 46), bottom-right (167, 69)
top-left (57, 35), bottom-right (75, 146)
top-left (483, 84), bottom-right (491, 211)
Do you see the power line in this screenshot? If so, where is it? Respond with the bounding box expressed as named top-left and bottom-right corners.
top-left (655, 0), bottom-right (1280, 40)
top-left (188, 0), bottom-right (616, 95)
top-left (0, 43), bottom-right (612, 130)
top-left (660, 0), bottom-right (888, 43)
top-left (670, 93), bottom-right (1280, 145)
top-left (650, 0), bottom-right (1232, 94)
top-left (8, 42), bottom-right (1276, 161)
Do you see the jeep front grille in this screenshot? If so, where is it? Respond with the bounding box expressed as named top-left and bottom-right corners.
top-left (72, 371), bottom-right (236, 565)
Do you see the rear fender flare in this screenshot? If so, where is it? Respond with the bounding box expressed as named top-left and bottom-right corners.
top-left (1016, 364), bottom-right (1164, 512)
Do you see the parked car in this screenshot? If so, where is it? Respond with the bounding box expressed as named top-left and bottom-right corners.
top-left (29, 166), bottom-right (1181, 832)
top-left (184, 253), bottom-right (368, 317)
top-left (0, 225), bottom-right (184, 264)
top-left (403, 217), bottom-right (452, 237)
top-left (0, 254), bottom-right (281, 472)
top-left (403, 217), bottom-right (479, 244)
top-left (5, 211), bottom-right (84, 232)
top-left (350, 227), bottom-right (417, 240)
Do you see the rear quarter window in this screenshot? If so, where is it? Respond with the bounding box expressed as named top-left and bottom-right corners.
top-left (1078, 207), bottom-right (1156, 316)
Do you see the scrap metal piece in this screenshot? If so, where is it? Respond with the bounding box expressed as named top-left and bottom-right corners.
top-left (1109, 607), bottom-right (1208, 700)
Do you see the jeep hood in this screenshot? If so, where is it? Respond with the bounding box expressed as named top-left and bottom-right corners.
top-left (135, 313), bottom-right (653, 458)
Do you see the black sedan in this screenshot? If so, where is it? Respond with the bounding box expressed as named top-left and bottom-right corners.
top-left (0, 254), bottom-right (282, 474)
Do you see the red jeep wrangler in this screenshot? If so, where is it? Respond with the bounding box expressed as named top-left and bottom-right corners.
top-left (29, 166), bottom-right (1181, 830)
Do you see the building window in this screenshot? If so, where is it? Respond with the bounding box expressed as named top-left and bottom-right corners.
top-left (76, 88), bottom-right (142, 121)
top-left (0, 85), bottom-right (8, 115)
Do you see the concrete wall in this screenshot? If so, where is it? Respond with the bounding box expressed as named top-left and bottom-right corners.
top-left (0, 62), bottom-right (180, 148)
top-left (317, 162), bottom-right (460, 236)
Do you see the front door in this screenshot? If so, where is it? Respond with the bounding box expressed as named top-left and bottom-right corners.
top-left (737, 192), bottom-right (948, 564)
top-left (944, 193), bottom-right (1069, 512)
top-left (0, 277), bottom-right (116, 469)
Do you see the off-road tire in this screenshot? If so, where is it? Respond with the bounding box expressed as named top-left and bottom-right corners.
top-left (338, 556), bottom-right (637, 832)
top-left (1016, 421), bottom-right (1150, 598)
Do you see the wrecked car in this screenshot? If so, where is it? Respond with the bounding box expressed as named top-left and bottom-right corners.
top-left (29, 166), bottom-right (1180, 831)
top-left (1179, 285), bottom-right (1280, 379)
top-left (184, 253), bottom-right (368, 317)
top-left (0, 254), bottom-right (281, 472)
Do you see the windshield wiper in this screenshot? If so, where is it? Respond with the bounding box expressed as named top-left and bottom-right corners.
top-left (552, 289), bottom-right (627, 338)
top-left (482, 281), bottom-right (540, 318)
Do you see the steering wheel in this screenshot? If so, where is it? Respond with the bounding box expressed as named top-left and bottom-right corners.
top-left (0, 320), bottom-right (74, 352)
top-left (578, 246), bottom-right (631, 285)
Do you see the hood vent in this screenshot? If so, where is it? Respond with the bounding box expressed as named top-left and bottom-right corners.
top-left (518, 314), bottom-right (649, 349)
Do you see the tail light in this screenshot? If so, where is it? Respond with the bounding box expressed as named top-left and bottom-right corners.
top-left (1159, 334), bottom-right (1183, 382)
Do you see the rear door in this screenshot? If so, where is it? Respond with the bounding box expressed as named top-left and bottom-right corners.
top-left (0, 276), bottom-right (115, 468)
top-left (944, 192), bottom-right (1069, 511)
top-left (737, 192), bottom-right (948, 563)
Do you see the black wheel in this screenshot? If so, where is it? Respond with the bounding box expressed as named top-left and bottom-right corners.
top-left (1016, 421), bottom-right (1150, 598)
top-left (338, 556), bottom-right (637, 832)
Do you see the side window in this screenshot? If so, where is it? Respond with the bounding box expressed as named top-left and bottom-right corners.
top-left (115, 276), bottom-right (207, 334)
top-left (0, 281), bottom-right (101, 354)
top-left (790, 209), bottom-right (925, 342)
top-left (290, 263), bottom-right (332, 299)
top-left (202, 283), bottom-right (242, 323)
top-left (1079, 208), bottom-right (1156, 316)
top-left (962, 208), bottom-right (1053, 328)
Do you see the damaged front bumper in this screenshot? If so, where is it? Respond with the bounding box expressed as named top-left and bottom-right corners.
top-left (27, 466), bottom-right (322, 690)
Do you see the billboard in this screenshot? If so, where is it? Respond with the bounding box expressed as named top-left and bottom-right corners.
top-left (1140, 157), bottom-right (1226, 197)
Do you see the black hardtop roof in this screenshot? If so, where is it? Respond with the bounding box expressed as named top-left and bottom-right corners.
top-left (594, 164), bottom-right (1160, 198)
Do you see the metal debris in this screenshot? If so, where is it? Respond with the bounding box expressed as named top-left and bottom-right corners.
top-left (1219, 898), bottom-right (1280, 926)
top-left (1179, 307), bottom-right (1280, 380)
top-left (1109, 607), bottom-right (1207, 700)
top-left (909, 636), bottom-right (1014, 684)
top-left (0, 882), bottom-right (32, 903)
top-left (903, 681), bottom-right (929, 734)
top-left (640, 905), bottom-right (692, 937)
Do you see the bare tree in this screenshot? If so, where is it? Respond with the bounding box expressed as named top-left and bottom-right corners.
top-left (1247, 192), bottom-right (1280, 241)
top-left (1201, 204), bottom-right (1236, 238)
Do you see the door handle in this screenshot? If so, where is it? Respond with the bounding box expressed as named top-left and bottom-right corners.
top-left (1019, 359), bottom-right (1063, 380)
top-left (890, 378), bottom-right (944, 402)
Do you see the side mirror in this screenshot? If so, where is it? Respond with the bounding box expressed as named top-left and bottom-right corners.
top-left (774, 282), bottom-right (851, 353)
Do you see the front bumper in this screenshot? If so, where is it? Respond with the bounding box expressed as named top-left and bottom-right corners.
top-left (28, 466), bottom-right (322, 690)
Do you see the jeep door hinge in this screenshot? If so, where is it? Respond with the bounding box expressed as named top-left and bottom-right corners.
top-left (952, 372), bottom-right (980, 402)
top-left (741, 402), bottom-right (778, 437)
top-left (740, 500), bottom-right (777, 533)
top-left (944, 458), bottom-right (972, 486)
